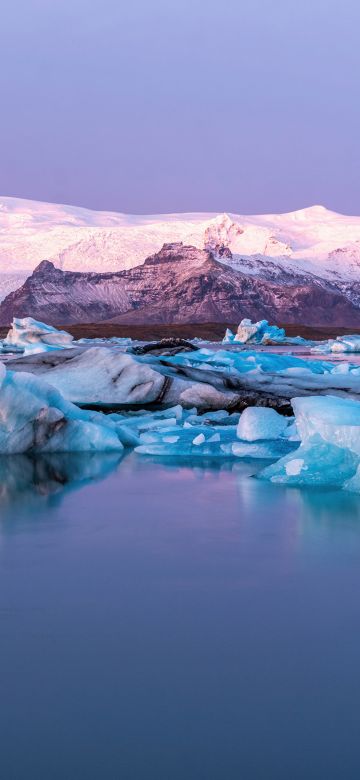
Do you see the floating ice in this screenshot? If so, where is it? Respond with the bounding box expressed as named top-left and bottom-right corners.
top-left (165, 347), bottom-right (360, 405)
top-left (2, 317), bottom-right (133, 355)
top-left (0, 362), bottom-right (125, 454)
top-left (135, 406), bottom-right (296, 460)
top-left (223, 319), bottom-right (305, 345)
top-left (7, 347), bottom-right (240, 410)
top-left (312, 334), bottom-right (360, 354)
top-left (259, 396), bottom-right (360, 490)
top-left (3, 317), bottom-right (74, 354)
top-left (237, 406), bottom-right (290, 441)
top-left (76, 336), bottom-right (132, 347)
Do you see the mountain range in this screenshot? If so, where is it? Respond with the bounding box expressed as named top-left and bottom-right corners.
top-left (1, 243), bottom-right (360, 327)
top-left (1, 197), bottom-right (360, 325)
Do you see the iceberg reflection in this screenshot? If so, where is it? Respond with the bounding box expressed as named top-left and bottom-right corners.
top-left (0, 451), bottom-right (123, 507)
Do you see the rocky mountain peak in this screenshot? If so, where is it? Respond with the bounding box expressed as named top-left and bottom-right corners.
top-left (144, 242), bottom-right (214, 267)
top-left (33, 259), bottom-right (58, 274)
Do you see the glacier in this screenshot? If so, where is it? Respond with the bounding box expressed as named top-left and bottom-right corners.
top-left (3, 198), bottom-right (360, 289)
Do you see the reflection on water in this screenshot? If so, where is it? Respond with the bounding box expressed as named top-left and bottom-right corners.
top-left (0, 451), bottom-right (123, 506)
top-left (1, 452), bottom-right (360, 779)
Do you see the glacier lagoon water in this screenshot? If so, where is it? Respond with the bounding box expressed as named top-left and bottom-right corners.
top-left (1, 453), bottom-right (360, 779)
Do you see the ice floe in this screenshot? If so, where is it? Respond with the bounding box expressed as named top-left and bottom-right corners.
top-left (135, 406), bottom-right (296, 460)
top-left (236, 406), bottom-right (291, 441)
top-left (1, 317), bottom-right (133, 355)
top-left (223, 319), bottom-right (305, 345)
top-left (3, 319), bottom-right (360, 492)
top-left (163, 348), bottom-right (360, 408)
top-left (259, 396), bottom-right (360, 491)
top-left (8, 342), bottom-right (360, 415)
top-left (3, 317), bottom-right (74, 354)
top-left (0, 362), bottom-right (125, 453)
top-left (7, 346), bottom-right (240, 410)
top-left (311, 334), bottom-right (360, 354)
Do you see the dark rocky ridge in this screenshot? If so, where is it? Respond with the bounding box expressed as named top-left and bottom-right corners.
top-left (1, 242), bottom-right (360, 327)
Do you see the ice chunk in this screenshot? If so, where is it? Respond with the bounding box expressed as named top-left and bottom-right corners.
top-left (166, 347), bottom-right (360, 406)
top-left (4, 317), bottom-right (74, 354)
top-left (0, 364), bottom-right (124, 454)
top-left (232, 438), bottom-right (296, 459)
top-left (136, 423), bottom-right (239, 458)
top-left (8, 347), bottom-right (166, 405)
top-left (259, 395), bottom-right (360, 490)
top-left (260, 438), bottom-right (358, 487)
top-left (7, 347), bottom-right (241, 410)
top-left (292, 395), bottom-right (360, 454)
top-left (135, 415), bottom-right (295, 460)
top-left (76, 336), bottom-right (132, 347)
top-left (237, 407), bottom-right (290, 441)
top-left (193, 433), bottom-right (205, 445)
top-left (222, 319), bottom-right (305, 345)
top-left (223, 328), bottom-right (235, 344)
top-left (312, 335), bottom-right (360, 354)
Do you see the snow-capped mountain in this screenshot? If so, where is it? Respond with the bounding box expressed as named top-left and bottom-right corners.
top-left (2, 197), bottom-right (360, 282)
top-left (2, 244), bottom-right (360, 327)
top-left (2, 196), bottom-right (360, 321)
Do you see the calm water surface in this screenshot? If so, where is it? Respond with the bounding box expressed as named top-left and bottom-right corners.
top-left (1, 452), bottom-right (360, 779)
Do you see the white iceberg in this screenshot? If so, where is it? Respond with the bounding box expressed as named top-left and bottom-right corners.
top-left (7, 347), bottom-right (240, 410)
top-left (236, 406), bottom-right (291, 441)
top-left (0, 362), bottom-right (125, 454)
top-left (3, 317), bottom-right (74, 354)
top-left (311, 334), bottom-right (360, 354)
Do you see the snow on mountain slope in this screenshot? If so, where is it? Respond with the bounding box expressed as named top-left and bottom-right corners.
top-left (0, 272), bottom-right (29, 300)
top-left (1, 197), bottom-right (360, 288)
top-left (3, 247), bottom-right (360, 327)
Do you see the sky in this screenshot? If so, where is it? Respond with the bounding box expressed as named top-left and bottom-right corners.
top-left (1, 0), bottom-right (360, 215)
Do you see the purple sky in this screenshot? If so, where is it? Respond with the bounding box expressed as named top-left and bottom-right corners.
top-left (1, 0), bottom-right (360, 214)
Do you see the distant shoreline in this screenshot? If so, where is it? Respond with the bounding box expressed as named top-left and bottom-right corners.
top-left (1, 322), bottom-right (359, 342)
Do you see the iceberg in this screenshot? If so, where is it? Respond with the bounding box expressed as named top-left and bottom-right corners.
top-left (76, 336), bottom-right (132, 348)
top-left (0, 362), bottom-right (125, 454)
top-left (311, 334), bottom-right (360, 354)
top-left (259, 395), bottom-right (360, 490)
top-left (9, 342), bottom-right (360, 413)
top-left (7, 347), bottom-right (240, 410)
top-left (164, 348), bottom-right (360, 408)
top-left (236, 406), bottom-right (291, 441)
top-left (1, 316), bottom-right (135, 355)
top-left (3, 317), bottom-right (74, 354)
top-left (223, 319), bottom-right (305, 345)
